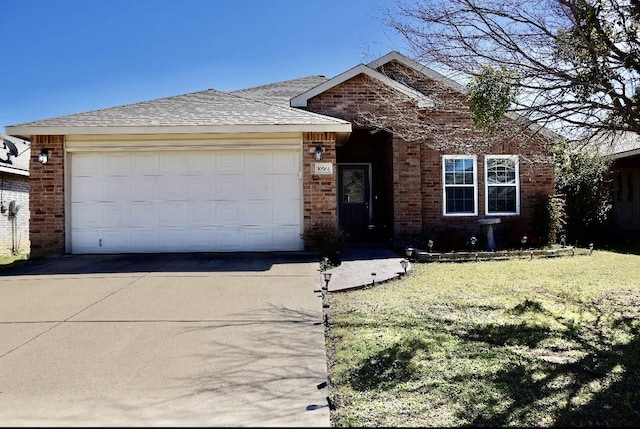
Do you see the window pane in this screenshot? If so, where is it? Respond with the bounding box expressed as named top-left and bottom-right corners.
top-left (487, 158), bottom-right (515, 184)
top-left (342, 169), bottom-right (364, 203)
top-left (488, 186), bottom-right (516, 213)
top-left (446, 187), bottom-right (474, 214)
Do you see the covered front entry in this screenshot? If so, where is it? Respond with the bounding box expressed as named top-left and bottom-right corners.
top-left (336, 128), bottom-right (393, 242)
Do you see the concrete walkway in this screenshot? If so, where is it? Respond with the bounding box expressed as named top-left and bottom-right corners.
top-left (322, 243), bottom-right (411, 293)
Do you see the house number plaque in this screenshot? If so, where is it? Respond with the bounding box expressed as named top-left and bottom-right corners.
top-left (314, 163), bottom-right (333, 175)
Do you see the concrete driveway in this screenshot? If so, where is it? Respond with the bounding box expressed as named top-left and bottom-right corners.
top-left (0, 253), bottom-right (329, 427)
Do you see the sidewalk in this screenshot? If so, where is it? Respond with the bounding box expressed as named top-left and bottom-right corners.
top-left (323, 243), bottom-right (411, 293)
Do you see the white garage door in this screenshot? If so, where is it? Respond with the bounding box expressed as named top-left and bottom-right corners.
top-left (70, 150), bottom-right (302, 253)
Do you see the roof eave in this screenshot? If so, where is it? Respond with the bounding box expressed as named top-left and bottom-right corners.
top-left (5, 122), bottom-right (352, 138)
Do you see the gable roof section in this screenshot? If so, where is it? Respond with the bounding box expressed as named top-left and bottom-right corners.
top-left (290, 62), bottom-right (436, 108)
top-left (6, 87), bottom-right (350, 138)
top-left (231, 76), bottom-right (328, 106)
top-left (367, 51), bottom-right (468, 93)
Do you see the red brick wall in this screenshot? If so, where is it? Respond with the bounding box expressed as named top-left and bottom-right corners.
top-left (302, 132), bottom-right (338, 232)
top-left (29, 135), bottom-right (65, 258)
top-left (305, 61), bottom-right (555, 247)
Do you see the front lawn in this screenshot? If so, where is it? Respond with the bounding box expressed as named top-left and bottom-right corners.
top-left (0, 253), bottom-right (29, 270)
top-left (325, 249), bottom-right (640, 427)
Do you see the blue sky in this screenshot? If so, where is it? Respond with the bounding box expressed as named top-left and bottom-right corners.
top-left (0, 0), bottom-right (408, 128)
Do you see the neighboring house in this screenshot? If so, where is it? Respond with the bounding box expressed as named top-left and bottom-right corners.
top-left (592, 131), bottom-right (640, 239)
top-left (4, 51), bottom-right (555, 258)
top-left (0, 134), bottom-right (30, 255)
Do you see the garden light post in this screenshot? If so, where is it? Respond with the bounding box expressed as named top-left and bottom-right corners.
top-left (400, 259), bottom-right (408, 275)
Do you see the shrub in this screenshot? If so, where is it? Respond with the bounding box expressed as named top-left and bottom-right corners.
top-left (301, 224), bottom-right (349, 266)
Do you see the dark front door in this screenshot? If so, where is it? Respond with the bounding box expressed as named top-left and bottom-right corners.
top-left (338, 164), bottom-right (371, 240)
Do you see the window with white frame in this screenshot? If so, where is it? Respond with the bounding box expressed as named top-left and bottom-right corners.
top-left (485, 155), bottom-right (520, 215)
top-left (442, 155), bottom-right (478, 216)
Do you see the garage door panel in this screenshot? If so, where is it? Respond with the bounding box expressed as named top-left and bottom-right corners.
top-left (216, 153), bottom-right (244, 173)
top-left (72, 155), bottom-right (102, 176)
top-left (131, 176), bottom-right (158, 201)
top-left (246, 176), bottom-right (271, 200)
top-left (160, 153), bottom-right (188, 173)
top-left (72, 203), bottom-right (101, 228)
top-left (216, 227), bottom-right (244, 250)
top-left (274, 201), bottom-right (300, 224)
top-left (245, 228), bottom-right (272, 249)
top-left (103, 154), bottom-right (131, 175)
top-left (72, 177), bottom-right (103, 202)
top-left (245, 202), bottom-right (273, 223)
top-left (130, 203), bottom-right (158, 227)
top-left (187, 228), bottom-right (217, 250)
top-left (131, 153), bottom-right (159, 174)
top-left (71, 149), bottom-right (301, 253)
top-left (186, 176), bottom-right (215, 200)
top-left (245, 152), bottom-right (270, 173)
top-left (187, 152), bottom-right (215, 174)
top-left (188, 202), bottom-right (215, 225)
top-left (103, 177), bottom-right (130, 201)
top-left (217, 176), bottom-right (245, 200)
top-left (273, 152), bottom-right (298, 172)
top-left (273, 228), bottom-right (301, 250)
top-left (159, 229), bottom-right (187, 251)
top-left (158, 202), bottom-right (187, 227)
top-left (102, 203), bottom-right (130, 228)
top-left (216, 203), bottom-right (243, 225)
top-left (158, 176), bottom-right (187, 200)
top-left (130, 230), bottom-right (159, 252)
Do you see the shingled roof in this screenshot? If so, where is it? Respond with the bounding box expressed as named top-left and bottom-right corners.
top-left (6, 82), bottom-right (350, 137)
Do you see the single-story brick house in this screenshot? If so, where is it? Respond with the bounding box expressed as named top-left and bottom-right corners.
top-left (0, 134), bottom-right (30, 255)
top-left (5, 51), bottom-right (555, 258)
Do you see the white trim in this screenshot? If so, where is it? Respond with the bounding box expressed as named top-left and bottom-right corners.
top-left (5, 122), bottom-right (351, 138)
top-left (0, 166), bottom-right (29, 176)
top-left (485, 155), bottom-right (520, 216)
top-left (290, 64), bottom-right (435, 108)
top-left (442, 155), bottom-right (478, 216)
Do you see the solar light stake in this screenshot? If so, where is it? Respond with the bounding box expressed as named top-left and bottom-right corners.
top-left (400, 259), bottom-right (408, 275)
top-left (323, 272), bottom-right (332, 289)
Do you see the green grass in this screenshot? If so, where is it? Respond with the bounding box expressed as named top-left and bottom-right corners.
top-left (325, 249), bottom-right (640, 427)
top-left (0, 253), bottom-right (29, 270)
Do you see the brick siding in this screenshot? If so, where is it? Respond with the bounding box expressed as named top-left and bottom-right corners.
top-left (305, 60), bottom-right (555, 248)
top-left (0, 173), bottom-right (30, 254)
top-left (29, 135), bottom-right (65, 258)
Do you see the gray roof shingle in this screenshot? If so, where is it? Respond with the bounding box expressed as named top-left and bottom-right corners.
top-left (7, 86), bottom-right (345, 129)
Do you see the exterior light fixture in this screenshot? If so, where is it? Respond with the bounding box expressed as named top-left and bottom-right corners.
top-left (314, 145), bottom-right (324, 161)
top-left (427, 239), bottom-right (434, 252)
top-left (371, 272), bottom-right (376, 286)
top-left (400, 259), bottom-right (408, 275)
top-left (405, 247), bottom-right (414, 258)
top-left (521, 235), bottom-right (528, 249)
top-left (37, 149), bottom-right (49, 164)
top-left (322, 271), bottom-right (332, 289)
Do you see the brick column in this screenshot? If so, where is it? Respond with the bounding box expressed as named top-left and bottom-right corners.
top-left (29, 135), bottom-right (65, 258)
top-left (302, 132), bottom-right (337, 232)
